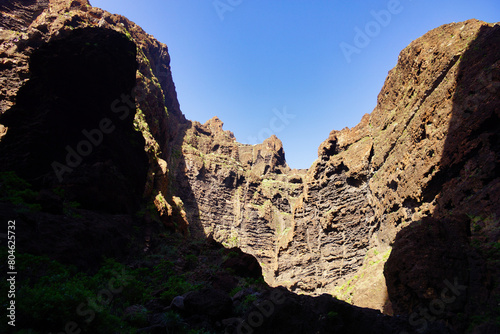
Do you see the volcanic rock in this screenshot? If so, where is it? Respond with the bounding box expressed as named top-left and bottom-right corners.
top-left (0, 1), bottom-right (498, 333)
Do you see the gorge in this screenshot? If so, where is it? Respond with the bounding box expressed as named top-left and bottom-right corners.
top-left (0, 1), bottom-right (499, 333)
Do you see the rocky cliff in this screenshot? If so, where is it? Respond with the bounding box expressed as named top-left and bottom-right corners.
top-left (175, 17), bottom-right (499, 313)
top-left (0, 0), bottom-right (189, 250)
top-left (0, 0), bottom-right (499, 333)
top-left (169, 18), bottom-right (500, 332)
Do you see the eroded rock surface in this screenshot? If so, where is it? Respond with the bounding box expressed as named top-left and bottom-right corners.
top-left (172, 20), bottom-right (500, 332)
top-left (176, 16), bottom-right (498, 295)
top-left (0, 0), bottom-right (187, 264)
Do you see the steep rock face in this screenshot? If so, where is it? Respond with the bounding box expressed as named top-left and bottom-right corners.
top-left (0, 0), bottom-right (189, 211)
top-left (0, 0), bottom-right (49, 31)
top-left (0, 0), bottom-right (185, 162)
top-left (291, 22), bottom-right (499, 327)
top-left (0, 0), bottom-right (188, 263)
top-left (171, 116), bottom-right (303, 281)
top-left (0, 27), bottom-right (147, 213)
top-left (291, 19), bottom-right (500, 299)
top-left (278, 116), bottom-right (376, 294)
top-left (0, 0), bottom-right (89, 114)
top-left (384, 22), bottom-right (500, 333)
top-left (175, 19), bottom-right (500, 322)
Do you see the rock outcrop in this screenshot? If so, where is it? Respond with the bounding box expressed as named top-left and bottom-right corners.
top-left (383, 22), bottom-right (500, 333)
top-left (0, 0), bottom-right (189, 260)
top-left (0, 26), bottom-right (147, 213)
top-left (170, 115), bottom-right (303, 283)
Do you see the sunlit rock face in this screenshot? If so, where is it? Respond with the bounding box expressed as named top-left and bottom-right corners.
top-left (176, 20), bottom-right (499, 319)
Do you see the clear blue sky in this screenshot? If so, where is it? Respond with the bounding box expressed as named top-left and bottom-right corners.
top-left (90, 0), bottom-right (498, 169)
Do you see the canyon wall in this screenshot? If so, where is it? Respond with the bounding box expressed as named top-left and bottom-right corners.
top-left (172, 19), bottom-right (500, 315)
top-left (0, 0), bottom-right (191, 264)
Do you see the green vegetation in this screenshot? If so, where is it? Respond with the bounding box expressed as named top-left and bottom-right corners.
top-left (0, 172), bottom-right (84, 217)
top-left (185, 254), bottom-right (198, 267)
top-left (188, 329), bottom-right (214, 334)
top-left (467, 308), bottom-right (500, 333)
top-left (0, 171), bottom-right (41, 212)
top-left (160, 275), bottom-right (200, 304)
top-left (261, 178), bottom-right (301, 190)
top-left (223, 230), bottom-right (239, 248)
top-left (278, 227), bottom-right (291, 238)
top-left (123, 29), bottom-right (133, 41)
top-left (163, 310), bottom-right (186, 332)
top-left (0, 249), bottom-right (206, 334)
top-left (327, 311), bottom-right (339, 319)
top-left (172, 148), bottom-right (182, 159)
top-left (244, 294), bottom-right (257, 304)
top-left (333, 248), bottom-right (392, 304)
top-left (230, 286), bottom-right (243, 297)
top-left (133, 107), bottom-right (161, 159)
top-left (244, 276), bottom-right (266, 287)
top-left (63, 199), bottom-right (82, 218)
top-left (334, 275), bottom-right (359, 303)
top-left (227, 250), bottom-right (239, 258)
top-left (123, 305), bottom-right (148, 327)
top-left (466, 214), bottom-right (500, 261)
top-left (0, 253), bottom-right (146, 333)
top-left (155, 191), bottom-right (168, 208)
top-left (467, 213), bottom-right (484, 232)
top-left (368, 249), bottom-right (391, 266)
top-left (235, 293), bottom-right (258, 314)
top-left (157, 310), bottom-right (213, 333)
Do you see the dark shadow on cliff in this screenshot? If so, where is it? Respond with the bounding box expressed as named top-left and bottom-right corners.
top-left (385, 23), bottom-right (500, 333)
top-left (0, 27), bottom-right (149, 269)
top-left (167, 121), bottom-right (206, 238)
